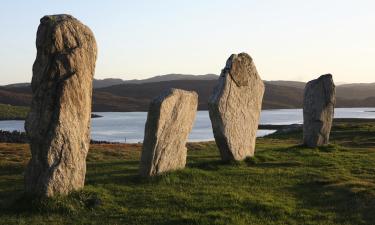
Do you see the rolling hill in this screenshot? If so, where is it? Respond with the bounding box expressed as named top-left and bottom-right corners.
top-left (93, 73), bottom-right (219, 88)
top-left (335, 83), bottom-right (375, 100)
top-left (0, 74), bottom-right (374, 111)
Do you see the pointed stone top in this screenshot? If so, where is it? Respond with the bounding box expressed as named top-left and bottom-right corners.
top-left (40, 14), bottom-right (76, 24)
top-left (317, 73), bottom-right (333, 80)
top-left (306, 74), bottom-right (335, 91)
top-left (222, 52), bottom-right (258, 87)
top-left (35, 14), bottom-right (96, 54)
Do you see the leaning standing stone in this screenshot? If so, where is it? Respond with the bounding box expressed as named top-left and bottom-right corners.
top-left (303, 74), bottom-right (335, 147)
top-left (208, 53), bottom-right (265, 161)
top-left (24, 14), bottom-right (97, 196)
top-left (139, 88), bottom-right (198, 177)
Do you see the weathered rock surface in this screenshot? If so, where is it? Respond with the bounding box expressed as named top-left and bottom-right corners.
top-left (208, 53), bottom-right (265, 161)
top-left (24, 14), bottom-right (97, 196)
top-left (139, 88), bottom-right (198, 177)
top-left (303, 74), bottom-right (335, 147)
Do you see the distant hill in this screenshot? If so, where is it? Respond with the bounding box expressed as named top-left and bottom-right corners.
top-left (0, 74), bottom-right (374, 111)
top-left (94, 80), bottom-right (218, 111)
top-left (3, 74), bottom-right (220, 89)
top-left (335, 83), bottom-right (375, 100)
top-left (0, 87), bottom-right (31, 106)
top-left (3, 82), bottom-right (30, 88)
top-left (123, 73), bottom-right (218, 84)
top-left (265, 80), bottom-right (306, 89)
top-left (93, 78), bottom-right (126, 88)
top-left (93, 74), bottom-right (218, 88)
top-left (0, 79), bottom-right (304, 111)
top-left (265, 81), bottom-right (375, 101)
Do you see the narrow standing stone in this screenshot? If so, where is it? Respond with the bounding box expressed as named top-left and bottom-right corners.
top-left (139, 88), bottom-right (198, 177)
top-left (208, 53), bottom-right (265, 161)
top-left (25, 14), bottom-right (97, 196)
top-left (303, 74), bottom-right (335, 147)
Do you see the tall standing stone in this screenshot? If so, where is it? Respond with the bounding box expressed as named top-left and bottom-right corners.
top-left (139, 88), bottom-right (198, 177)
top-left (303, 74), bottom-right (335, 147)
top-left (24, 15), bottom-right (97, 196)
top-left (208, 53), bottom-right (265, 161)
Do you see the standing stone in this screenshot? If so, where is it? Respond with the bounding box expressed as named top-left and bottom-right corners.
top-left (303, 74), bottom-right (335, 147)
top-left (24, 14), bottom-right (97, 196)
top-left (208, 53), bottom-right (265, 161)
top-left (139, 88), bottom-right (198, 177)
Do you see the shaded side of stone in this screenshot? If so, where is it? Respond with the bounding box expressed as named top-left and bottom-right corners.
top-left (303, 74), bottom-right (336, 147)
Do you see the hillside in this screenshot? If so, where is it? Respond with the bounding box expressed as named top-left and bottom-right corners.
top-left (0, 83), bottom-right (31, 107)
top-left (266, 81), bottom-right (375, 100)
top-left (0, 80), bottom-right (304, 111)
top-left (94, 80), bottom-right (218, 111)
top-left (123, 73), bottom-right (218, 84)
top-left (265, 80), bottom-right (306, 89)
top-left (6, 74), bottom-right (219, 89)
top-left (336, 83), bottom-right (375, 100)
top-left (93, 74), bottom-right (219, 88)
top-left (0, 76), bottom-right (374, 111)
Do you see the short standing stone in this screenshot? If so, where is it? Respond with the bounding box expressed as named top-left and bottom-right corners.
top-left (303, 74), bottom-right (335, 147)
top-left (208, 53), bottom-right (265, 161)
top-left (24, 14), bottom-right (97, 196)
top-left (139, 88), bottom-right (198, 177)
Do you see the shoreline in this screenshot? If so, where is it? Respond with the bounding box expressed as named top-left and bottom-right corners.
top-left (1, 118), bottom-right (372, 144)
top-left (0, 107), bottom-right (374, 121)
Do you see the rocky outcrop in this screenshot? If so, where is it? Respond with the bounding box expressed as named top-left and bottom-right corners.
top-left (208, 53), bottom-right (265, 161)
top-left (139, 88), bottom-right (198, 177)
top-left (24, 14), bottom-right (97, 196)
top-left (303, 74), bottom-right (335, 147)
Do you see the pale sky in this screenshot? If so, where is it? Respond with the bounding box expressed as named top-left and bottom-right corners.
top-left (0, 0), bottom-right (374, 85)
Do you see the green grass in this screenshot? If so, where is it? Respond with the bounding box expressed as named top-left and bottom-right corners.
top-left (0, 104), bottom-right (28, 120)
top-left (0, 121), bottom-right (375, 224)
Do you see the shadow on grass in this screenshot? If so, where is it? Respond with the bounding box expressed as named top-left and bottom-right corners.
top-left (188, 160), bottom-right (224, 171)
top-left (87, 160), bottom-right (139, 168)
top-left (86, 160), bottom-right (147, 186)
top-left (188, 151), bottom-right (306, 171)
top-left (271, 144), bottom-right (340, 154)
top-left (86, 159), bottom-right (220, 187)
top-left (0, 164), bottom-right (24, 176)
top-left (265, 131), bottom-right (302, 140)
top-left (1, 189), bottom-right (104, 216)
top-left (291, 176), bottom-right (375, 224)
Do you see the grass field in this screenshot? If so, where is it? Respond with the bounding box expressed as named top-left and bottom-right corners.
top-left (0, 104), bottom-right (28, 120)
top-left (0, 120), bottom-right (375, 224)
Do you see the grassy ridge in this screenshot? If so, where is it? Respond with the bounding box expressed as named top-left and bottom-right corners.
top-left (0, 104), bottom-right (28, 120)
top-left (0, 104), bottom-right (102, 121)
top-left (0, 121), bottom-right (375, 224)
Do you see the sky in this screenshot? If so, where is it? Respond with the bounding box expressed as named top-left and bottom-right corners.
top-left (0, 0), bottom-right (374, 85)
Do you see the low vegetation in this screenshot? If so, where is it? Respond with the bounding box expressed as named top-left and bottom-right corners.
top-left (0, 120), bottom-right (375, 224)
top-left (0, 104), bottom-right (28, 120)
top-left (0, 104), bottom-right (103, 121)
